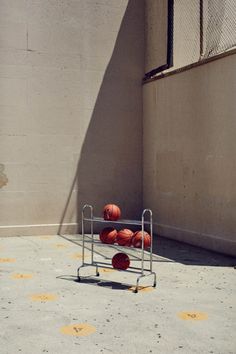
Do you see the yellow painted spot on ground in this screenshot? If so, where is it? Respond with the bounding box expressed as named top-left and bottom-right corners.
top-left (71, 253), bottom-right (89, 260)
top-left (54, 244), bottom-right (68, 249)
top-left (128, 286), bottom-right (154, 293)
top-left (99, 267), bottom-right (116, 273)
top-left (11, 273), bottom-right (33, 280)
top-left (40, 236), bottom-right (52, 240)
top-left (60, 323), bottom-right (96, 336)
top-left (30, 294), bottom-right (57, 302)
top-left (0, 258), bottom-right (16, 263)
top-left (178, 312), bottom-right (208, 321)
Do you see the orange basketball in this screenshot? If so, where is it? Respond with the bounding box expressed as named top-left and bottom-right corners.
top-left (112, 252), bottom-right (130, 270)
top-left (116, 228), bottom-right (133, 247)
top-left (103, 204), bottom-right (121, 221)
top-left (132, 231), bottom-right (151, 249)
top-left (99, 227), bottom-right (117, 244)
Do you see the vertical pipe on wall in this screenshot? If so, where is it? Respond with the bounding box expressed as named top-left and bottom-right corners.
top-left (200, 0), bottom-right (204, 58)
top-left (167, 0), bottom-right (174, 68)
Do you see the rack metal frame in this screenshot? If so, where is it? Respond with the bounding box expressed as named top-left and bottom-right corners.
top-left (77, 204), bottom-right (157, 293)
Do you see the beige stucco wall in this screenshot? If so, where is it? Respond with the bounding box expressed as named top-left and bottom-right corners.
top-left (0, 0), bottom-right (144, 236)
top-left (143, 54), bottom-right (236, 256)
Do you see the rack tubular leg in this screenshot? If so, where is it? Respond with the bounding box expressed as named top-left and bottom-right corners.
top-left (77, 264), bottom-right (84, 282)
top-left (96, 264), bottom-right (100, 277)
top-left (82, 204), bottom-right (94, 266)
top-left (134, 272), bottom-right (157, 293)
top-left (141, 209), bottom-right (153, 273)
top-left (77, 263), bottom-right (100, 281)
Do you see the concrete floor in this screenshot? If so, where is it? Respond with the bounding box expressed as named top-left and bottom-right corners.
top-left (0, 234), bottom-right (235, 354)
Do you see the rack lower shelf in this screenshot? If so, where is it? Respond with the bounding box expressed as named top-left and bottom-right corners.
top-left (77, 262), bottom-right (157, 293)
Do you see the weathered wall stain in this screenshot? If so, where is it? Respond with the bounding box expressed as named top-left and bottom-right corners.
top-left (0, 164), bottom-right (8, 188)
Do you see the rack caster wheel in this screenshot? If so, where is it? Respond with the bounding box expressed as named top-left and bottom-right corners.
top-left (153, 282), bottom-right (156, 288)
top-left (134, 288), bottom-right (138, 294)
top-left (96, 272), bottom-right (100, 277)
top-left (77, 276), bottom-right (81, 282)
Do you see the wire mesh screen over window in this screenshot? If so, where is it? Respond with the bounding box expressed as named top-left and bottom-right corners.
top-left (203, 0), bottom-right (236, 58)
top-left (173, 0), bottom-right (200, 69)
top-left (173, 0), bottom-right (236, 69)
top-left (144, 0), bottom-right (236, 77)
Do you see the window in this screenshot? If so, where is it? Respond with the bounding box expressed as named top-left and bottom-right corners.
top-left (144, 0), bottom-right (236, 80)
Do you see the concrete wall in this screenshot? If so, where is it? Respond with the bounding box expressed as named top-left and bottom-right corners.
top-left (143, 54), bottom-right (236, 256)
top-left (0, 0), bottom-right (144, 236)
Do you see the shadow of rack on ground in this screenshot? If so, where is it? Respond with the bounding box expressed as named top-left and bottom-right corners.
top-left (59, 233), bottom-right (236, 268)
top-left (57, 274), bottom-right (132, 291)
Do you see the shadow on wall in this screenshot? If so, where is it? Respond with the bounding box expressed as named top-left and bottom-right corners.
top-left (58, 0), bottom-right (144, 235)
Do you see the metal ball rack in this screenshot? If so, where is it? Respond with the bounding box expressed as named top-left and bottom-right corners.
top-left (77, 204), bottom-right (157, 293)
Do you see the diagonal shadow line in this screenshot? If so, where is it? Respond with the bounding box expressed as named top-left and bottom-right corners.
top-left (57, 0), bottom-right (144, 237)
top-left (58, 233), bottom-right (174, 263)
top-left (58, 165), bottom-right (79, 236)
top-left (58, 233), bottom-right (110, 259)
top-left (59, 231), bottom-right (236, 267)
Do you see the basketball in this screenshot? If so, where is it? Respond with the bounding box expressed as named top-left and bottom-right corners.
top-left (112, 252), bottom-right (130, 270)
top-left (132, 231), bottom-right (151, 249)
top-left (116, 228), bottom-right (133, 247)
top-left (103, 204), bottom-right (121, 221)
top-left (99, 227), bottom-right (117, 244)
